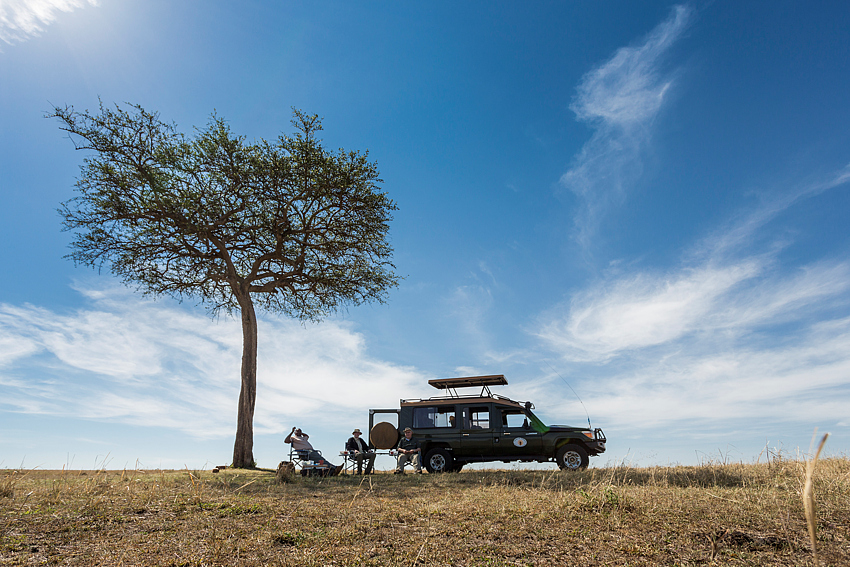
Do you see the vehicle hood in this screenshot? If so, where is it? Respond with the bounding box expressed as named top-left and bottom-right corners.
top-left (545, 425), bottom-right (585, 432)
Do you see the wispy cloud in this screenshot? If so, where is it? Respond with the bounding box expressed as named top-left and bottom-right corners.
top-left (536, 172), bottom-right (850, 433)
top-left (542, 6), bottom-right (850, 447)
top-left (562, 5), bottom-right (691, 248)
top-left (0, 0), bottom-right (98, 45)
top-left (0, 286), bottom-right (423, 437)
top-left (542, 167), bottom-right (850, 363)
top-left (692, 166), bottom-right (850, 260)
top-left (540, 261), bottom-right (762, 360)
top-left (539, 258), bottom-right (850, 362)
top-left (578, 315), bottom-right (850, 431)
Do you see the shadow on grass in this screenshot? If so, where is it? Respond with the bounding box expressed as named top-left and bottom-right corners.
top-left (212, 462), bottom-right (763, 498)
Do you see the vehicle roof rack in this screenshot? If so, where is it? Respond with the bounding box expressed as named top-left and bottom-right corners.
top-left (428, 375), bottom-right (508, 398)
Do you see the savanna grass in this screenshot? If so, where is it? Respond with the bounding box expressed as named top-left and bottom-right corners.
top-left (1, 459), bottom-right (848, 566)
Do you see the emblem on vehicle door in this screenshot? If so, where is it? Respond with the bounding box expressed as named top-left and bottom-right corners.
top-left (513, 437), bottom-right (528, 447)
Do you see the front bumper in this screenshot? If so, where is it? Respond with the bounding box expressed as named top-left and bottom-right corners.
top-left (590, 428), bottom-right (606, 455)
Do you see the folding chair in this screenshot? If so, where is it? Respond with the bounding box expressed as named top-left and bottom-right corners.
top-left (289, 447), bottom-right (332, 476)
top-left (340, 446), bottom-right (363, 475)
top-left (391, 449), bottom-right (422, 473)
top-left (289, 447), bottom-right (311, 467)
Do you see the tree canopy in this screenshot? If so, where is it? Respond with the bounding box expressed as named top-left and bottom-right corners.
top-left (51, 102), bottom-right (400, 467)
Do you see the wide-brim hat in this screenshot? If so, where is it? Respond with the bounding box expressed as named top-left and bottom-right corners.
top-left (352, 428), bottom-right (362, 434)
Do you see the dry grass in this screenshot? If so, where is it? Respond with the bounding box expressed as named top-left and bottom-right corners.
top-left (1, 458), bottom-right (848, 566)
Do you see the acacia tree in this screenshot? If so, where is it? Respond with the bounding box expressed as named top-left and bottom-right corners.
top-left (51, 103), bottom-right (399, 468)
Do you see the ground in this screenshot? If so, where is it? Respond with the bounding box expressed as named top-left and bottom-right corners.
top-left (1, 459), bottom-right (848, 566)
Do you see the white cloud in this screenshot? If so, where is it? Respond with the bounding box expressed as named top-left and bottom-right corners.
top-left (0, 0), bottom-right (98, 45)
top-left (0, 330), bottom-right (38, 367)
top-left (561, 5), bottom-right (691, 248)
top-left (535, 172), bottom-right (850, 436)
top-left (540, 259), bottom-right (850, 362)
top-left (542, 166), bottom-right (850, 364)
top-left (578, 316), bottom-right (850, 430)
top-left (538, 7), bottom-right (850, 448)
top-left (0, 286), bottom-right (424, 437)
top-left (540, 262), bottom-right (761, 360)
top-left (570, 5), bottom-right (689, 127)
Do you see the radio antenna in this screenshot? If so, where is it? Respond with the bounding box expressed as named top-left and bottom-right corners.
top-left (544, 361), bottom-right (592, 430)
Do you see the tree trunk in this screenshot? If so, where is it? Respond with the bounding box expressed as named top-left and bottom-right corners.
top-left (232, 289), bottom-right (258, 468)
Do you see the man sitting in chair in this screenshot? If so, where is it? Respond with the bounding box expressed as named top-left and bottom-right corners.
top-left (394, 427), bottom-right (422, 474)
top-left (285, 427), bottom-right (343, 475)
top-left (345, 428), bottom-right (376, 475)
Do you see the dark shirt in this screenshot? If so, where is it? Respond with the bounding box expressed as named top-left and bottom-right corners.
top-left (397, 436), bottom-right (420, 452)
top-left (346, 436), bottom-right (372, 453)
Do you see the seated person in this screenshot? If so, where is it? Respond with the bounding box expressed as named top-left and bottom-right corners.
top-left (394, 427), bottom-right (422, 474)
top-left (345, 428), bottom-right (376, 475)
top-left (285, 427), bottom-right (343, 475)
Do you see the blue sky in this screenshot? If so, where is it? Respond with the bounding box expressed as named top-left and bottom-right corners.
top-left (1, 0), bottom-right (849, 470)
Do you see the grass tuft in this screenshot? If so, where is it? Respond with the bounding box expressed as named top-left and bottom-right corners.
top-left (0, 473), bottom-right (16, 499)
top-left (803, 432), bottom-right (830, 566)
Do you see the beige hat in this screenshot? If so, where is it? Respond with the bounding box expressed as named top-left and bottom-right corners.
top-left (352, 428), bottom-right (362, 434)
top-left (403, 427), bottom-right (412, 433)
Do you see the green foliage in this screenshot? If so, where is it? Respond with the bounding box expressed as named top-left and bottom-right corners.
top-left (50, 102), bottom-right (399, 319)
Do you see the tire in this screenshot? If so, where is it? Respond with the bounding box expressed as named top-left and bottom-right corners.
top-left (424, 448), bottom-right (454, 473)
top-left (556, 444), bottom-right (589, 471)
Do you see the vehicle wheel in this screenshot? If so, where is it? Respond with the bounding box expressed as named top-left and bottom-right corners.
top-left (556, 444), bottom-right (589, 471)
top-left (424, 448), bottom-right (453, 473)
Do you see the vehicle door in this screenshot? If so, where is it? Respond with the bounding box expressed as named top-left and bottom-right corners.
top-left (456, 404), bottom-right (495, 458)
top-left (411, 404), bottom-right (457, 447)
top-left (497, 406), bottom-right (543, 456)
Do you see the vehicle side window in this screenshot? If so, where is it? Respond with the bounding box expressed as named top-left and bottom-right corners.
top-left (413, 406), bottom-right (456, 428)
top-left (465, 406), bottom-right (490, 429)
top-left (502, 410), bottom-right (526, 428)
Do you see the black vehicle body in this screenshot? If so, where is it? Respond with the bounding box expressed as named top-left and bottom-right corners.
top-left (367, 375), bottom-right (606, 472)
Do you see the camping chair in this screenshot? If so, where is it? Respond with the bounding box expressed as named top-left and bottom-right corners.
top-left (340, 445), bottom-right (375, 475)
top-left (391, 449), bottom-right (423, 473)
top-left (289, 447), bottom-right (332, 476)
top-left (339, 447), bottom-right (357, 475)
top-left (289, 447), bottom-right (311, 467)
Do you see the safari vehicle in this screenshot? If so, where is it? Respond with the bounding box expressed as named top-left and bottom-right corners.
top-left (367, 375), bottom-right (606, 472)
